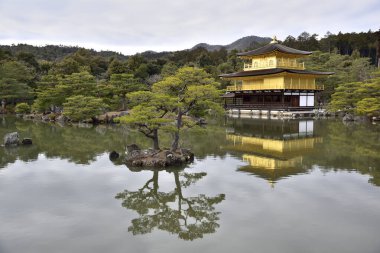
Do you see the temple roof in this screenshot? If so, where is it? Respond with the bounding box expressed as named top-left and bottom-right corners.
top-left (237, 164), bottom-right (307, 182)
top-left (219, 68), bottom-right (334, 78)
top-left (237, 43), bottom-right (312, 57)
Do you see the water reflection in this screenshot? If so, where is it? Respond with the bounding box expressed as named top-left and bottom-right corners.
top-left (0, 116), bottom-right (228, 169)
top-left (225, 118), bottom-right (322, 186)
top-left (1, 116), bottom-right (380, 188)
top-left (115, 168), bottom-right (225, 241)
top-left (307, 121), bottom-right (380, 186)
top-left (0, 116), bottom-right (139, 168)
top-left (1, 116), bottom-right (380, 252)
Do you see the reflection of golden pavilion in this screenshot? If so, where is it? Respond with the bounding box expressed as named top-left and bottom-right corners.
top-left (242, 154), bottom-right (303, 170)
top-left (225, 119), bottom-right (323, 185)
top-left (226, 134), bottom-right (322, 160)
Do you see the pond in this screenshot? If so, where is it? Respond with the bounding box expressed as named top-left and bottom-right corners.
top-left (1, 116), bottom-right (380, 253)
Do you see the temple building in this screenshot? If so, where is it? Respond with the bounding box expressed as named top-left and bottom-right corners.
top-left (220, 37), bottom-right (333, 111)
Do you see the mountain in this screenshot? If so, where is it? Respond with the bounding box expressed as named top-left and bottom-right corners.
top-left (191, 43), bottom-right (224, 51)
top-left (192, 35), bottom-right (272, 52)
top-left (0, 35), bottom-right (271, 62)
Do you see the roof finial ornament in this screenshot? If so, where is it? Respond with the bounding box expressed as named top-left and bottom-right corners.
top-left (270, 35), bottom-right (278, 44)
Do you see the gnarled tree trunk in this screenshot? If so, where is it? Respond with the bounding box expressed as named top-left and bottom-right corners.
top-left (152, 129), bottom-right (159, 150)
top-left (171, 110), bottom-right (182, 151)
top-left (1, 99), bottom-right (6, 112)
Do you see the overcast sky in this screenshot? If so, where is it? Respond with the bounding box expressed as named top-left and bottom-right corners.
top-left (0, 0), bottom-right (379, 55)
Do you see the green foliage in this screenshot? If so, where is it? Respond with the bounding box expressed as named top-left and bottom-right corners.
top-left (329, 73), bottom-right (380, 116)
top-left (120, 67), bottom-right (224, 148)
top-left (109, 74), bottom-right (147, 94)
top-left (15, 103), bottom-right (31, 114)
top-left (63, 95), bottom-right (107, 122)
top-left (48, 48), bottom-right (108, 77)
top-left (33, 71), bottom-right (97, 112)
top-left (94, 81), bottom-right (120, 111)
top-left (304, 51), bottom-right (374, 101)
top-left (32, 74), bottom-right (63, 112)
top-left (0, 61), bottom-right (34, 84)
top-left (0, 61), bottom-right (33, 105)
top-left (117, 91), bottom-right (177, 149)
top-left (356, 98), bottom-right (380, 116)
top-left (134, 63), bottom-right (149, 79)
top-left (127, 54), bottom-right (146, 71)
top-left (161, 62), bottom-right (178, 77)
top-left (0, 44), bottom-right (127, 62)
top-left (50, 58), bottom-right (81, 75)
top-left (107, 59), bottom-right (130, 76)
top-left (0, 48), bottom-right (12, 61)
top-left (16, 52), bottom-right (39, 70)
top-left (153, 67), bottom-right (223, 117)
top-left (108, 73), bottom-right (148, 110)
top-left (119, 104), bottom-right (173, 128)
top-left (284, 30), bottom-right (379, 64)
top-left (152, 67), bottom-right (223, 149)
top-left (329, 81), bottom-right (361, 112)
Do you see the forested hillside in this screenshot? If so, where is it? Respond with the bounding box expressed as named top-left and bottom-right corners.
top-left (0, 44), bottom-right (127, 61)
top-left (0, 30), bottom-right (379, 119)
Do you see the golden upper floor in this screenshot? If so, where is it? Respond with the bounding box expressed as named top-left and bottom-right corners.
top-left (243, 56), bottom-right (305, 71)
top-left (237, 37), bottom-right (311, 71)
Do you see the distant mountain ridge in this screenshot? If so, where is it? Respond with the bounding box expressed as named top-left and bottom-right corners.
top-left (192, 35), bottom-right (272, 51)
top-left (0, 35), bottom-right (272, 61)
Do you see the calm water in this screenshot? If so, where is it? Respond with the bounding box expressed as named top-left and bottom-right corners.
top-left (1, 116), bottom-right (380, 253)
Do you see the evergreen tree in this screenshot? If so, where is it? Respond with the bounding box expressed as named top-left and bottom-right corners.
top-left (152, 67), bottom-right (223, 150)
top-left (63, 95), bottom-right (107, 122)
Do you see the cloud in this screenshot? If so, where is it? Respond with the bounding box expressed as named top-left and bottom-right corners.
top-left (0, 0), bottom-right (379, 54)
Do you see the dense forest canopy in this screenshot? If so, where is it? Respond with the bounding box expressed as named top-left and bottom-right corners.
top-left (0, 30), bottom-right (379, 118)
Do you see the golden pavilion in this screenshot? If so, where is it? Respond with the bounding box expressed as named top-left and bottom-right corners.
top-left (220, 37), bottom-right (333, 111)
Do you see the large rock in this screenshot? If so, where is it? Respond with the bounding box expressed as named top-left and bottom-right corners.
top-left (342, 113), bottom-right (370, 122)
top-left (124, 145), bottom-right (194, 168)
top-left (56, 115), bottom-right (68, 124)
top-left (109, 151), bottom-right (120, 160)
top-left (21, 138), bottom-right (33, 145)
top-left (353, 115), bottom-right (370, 122)
top-left (342, 113), bottom-right (354, 121)
top-left (4, 132), bottom-right (20, 146)
top-left (97, 111), bottom-right (129, 123)
top-left (127, 144), bottom-right (141, 153)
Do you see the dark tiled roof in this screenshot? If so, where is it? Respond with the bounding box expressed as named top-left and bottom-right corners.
top-left (219, 68), bottom-right (334, 78)
top-left (237, 43), bottom-right (312, 57)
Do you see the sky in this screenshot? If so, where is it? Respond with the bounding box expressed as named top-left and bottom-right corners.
top-left (0, 0), bottom-right (379, 55)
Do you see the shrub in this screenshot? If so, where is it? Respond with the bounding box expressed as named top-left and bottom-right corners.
top-left (15, 103), bottom-right (31, 114)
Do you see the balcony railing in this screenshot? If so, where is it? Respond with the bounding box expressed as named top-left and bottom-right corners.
top-left (277, 59), bottom-right (305, 70)
top-left (243, 59), bottom-right (305, 71)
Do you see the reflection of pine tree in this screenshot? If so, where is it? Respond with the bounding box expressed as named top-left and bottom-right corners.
top-left (115, 170), bottom-right (225, 241)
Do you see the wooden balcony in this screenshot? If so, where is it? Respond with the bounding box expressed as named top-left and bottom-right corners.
top-left (224, 104), bottom-right (317, 111)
